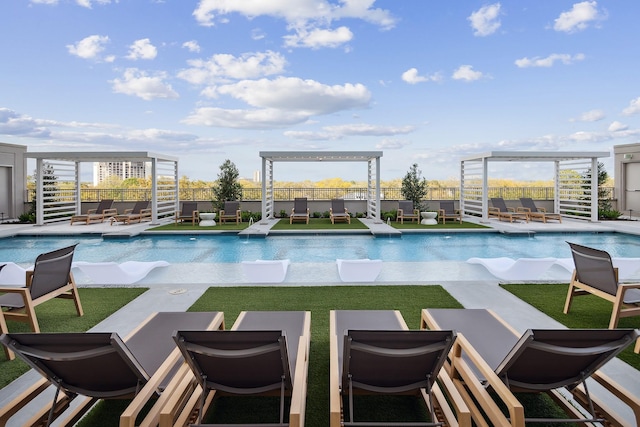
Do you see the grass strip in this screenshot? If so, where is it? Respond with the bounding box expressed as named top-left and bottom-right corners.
top-left (502, 283), bottom-right (640, 369)
top-left (0, 287), bottom-right (148, 388)
top-left (270, 217), bottom-right (369, 230)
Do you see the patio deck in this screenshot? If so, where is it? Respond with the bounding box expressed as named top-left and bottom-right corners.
top-left (1, 216), bottom-right (639, 426)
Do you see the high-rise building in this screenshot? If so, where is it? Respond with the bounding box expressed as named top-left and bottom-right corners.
top-left (93, 161), bottom-right (150, 185)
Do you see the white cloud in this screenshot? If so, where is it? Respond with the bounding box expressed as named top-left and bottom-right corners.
top-left (284, 130), bottom-right (338, 141)
top-left (193, 0), bottom-right (396, 29)
top-left (324, 123), bottom-right (414, 136)
top-left (608, 121), bottom-right (628, 132)
top-left (283, 26), bottom-right (353, 49)
top-left (376, 139), bottom-right (411, 149)
top-left (30, 0), bottom-right (59, 4)
top-left (126, 38), bottom-right (158, 60)
top-left (111, 68), bottom-right (179, 100)
top-left (67, 35), bottom-right (110, 60)
top-left (178, 51), bottom-right (287, 85)
top-left (554, 1), bottom-right (604, 33)
top-left (192, 0), bottom-right (395, 49)
top-left (622, 97), bottom-right (640, 116)
top-left (214, 77), bottom-right (370, 114)
top-left (183, 107), bottom-right (310, 129)
top-left (182, 40), bottom-right (201, 53)
top-left (468, 3), bottom-right (501, 37)
top-left (401, 68), bottom-right (442, 84)
top-left (183, 77), bottom-right (371, 128)
top-left (452, 65), bottom-right (484, 82)
top-left (571, 109), bottom-right (605, 122)
top-left (76, 0), bottom-right (114, 7)
top-left (515, 53), bottom-right (585, 68)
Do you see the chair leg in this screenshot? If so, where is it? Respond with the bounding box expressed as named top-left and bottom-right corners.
top-left (69, 273), bottom-right (84, 317)
top-left (609, 296), bottom-right (624, 329)
top-left (563, 274), bottom-right (578, 314)
top-left (0, 311), bottom-right (14, 360)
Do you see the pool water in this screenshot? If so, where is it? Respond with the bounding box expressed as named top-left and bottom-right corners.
top-left (1, 232), bottom-right (640, 264)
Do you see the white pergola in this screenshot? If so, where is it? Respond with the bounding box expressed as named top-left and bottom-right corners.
top-left (460, 151), bottom-right (610, 222)
top-left (25, 151), bottom-right (179, 225)
top-left (259, 151), bottom-right (383, 221)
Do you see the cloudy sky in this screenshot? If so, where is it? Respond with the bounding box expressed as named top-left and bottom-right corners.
top-left (1, 1), bottom-right (639, 182)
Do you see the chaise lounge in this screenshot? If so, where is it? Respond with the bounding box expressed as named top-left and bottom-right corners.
top-left (0, 311), bottom-right (224, 427)
top-left (564, 241), bottom-right (640, 328)
top-left (489, 198), bottom-right (529, 223)
top-left (329, 199), bottom-right (350, 224)
top-left (290, 197), bottom-right (310, 224)
top-left (70, 199), bottom-right (117, 225)
top-left (518, 197), bottom-right (562, 223)
top-left (330, 310), bottom-right (470, 427)
top-left (110, 201), bottom-right (151, 225)
top-left (421, 308), bottom-right (640, 427)
top-left (166, 310), bottom-right (311, 426)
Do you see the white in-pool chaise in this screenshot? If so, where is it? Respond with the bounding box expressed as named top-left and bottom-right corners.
top-left (467, 257), bottom-right (557, 281)
top-left (336, 258), bottom-right (383, 282)
top-left (72, 260), bottom-right (169, 285)
top-left (241, 259), bottom-right (291, 283)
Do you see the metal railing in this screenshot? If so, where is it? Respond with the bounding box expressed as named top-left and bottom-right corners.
top-left (27, 187), bottom-right (615, 202)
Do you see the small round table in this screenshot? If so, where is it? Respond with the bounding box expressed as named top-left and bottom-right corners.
top-left (420, 211), bottom-right (437, 225)
top-left (199, 212), bottom-right (216, 226)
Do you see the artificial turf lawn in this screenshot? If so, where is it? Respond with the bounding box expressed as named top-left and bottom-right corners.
top-left (0, 287), bottom-right (148, 388)
top-left (502, 283), bottom-right (640, 370)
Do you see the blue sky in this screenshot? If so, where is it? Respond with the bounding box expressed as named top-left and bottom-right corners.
top-left (1, 1), bottom-right (639, 182)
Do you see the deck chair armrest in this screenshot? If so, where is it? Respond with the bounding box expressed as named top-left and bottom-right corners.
top-left (488, 207), bottom-right (499, 213)
top-left (87, 208), bottom-right (98, 215)
top-left (516, 207), bottom-right (530, 213)
top-left (506, 207), bottom-right (516, 212)
top-left (438, 208), bottom-right (444, 216)
top-left (124, 208), bottom-right (133, 214)
top-left (451, 335), bottom-right (525, 426)
top-left (290, 333), bottom-right (310, 427)
top-left (0, 286), bottom-right (31, 299)
top-left (619, 282), bottom-right (640, 290)
top-left (103, 208), bottom-right (118, 216)
top-left (538, 207), bottom-right (547, 212)
top-left (435, 371), bottom-right (472, 427)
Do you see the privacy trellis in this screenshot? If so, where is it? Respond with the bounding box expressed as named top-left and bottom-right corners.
top-left (460, 151), bottom-right (610, 222)
top-left (259, 151), bottom-right (383, 221)
top-left (25, 151), bottom-right (178, 225)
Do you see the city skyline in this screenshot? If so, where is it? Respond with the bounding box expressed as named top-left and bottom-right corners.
top-left (1, 1), bottom-right (638, 182)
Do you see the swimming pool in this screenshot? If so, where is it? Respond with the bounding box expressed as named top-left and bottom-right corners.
top-left (2, 232), bottom-right (639, 264)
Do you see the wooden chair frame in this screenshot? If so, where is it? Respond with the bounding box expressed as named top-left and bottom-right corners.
top-left (396, 201), bottom-right (419, 224)
top-left (175, 202), bottom-right (199, 225)
top-left (219, 201), bottom-right (242, 224)
top-left (564, 242), bottom-right (640, 329)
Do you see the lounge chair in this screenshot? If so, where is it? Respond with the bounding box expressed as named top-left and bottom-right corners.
top-left (219, 201), bottom-right (241, 224)
top-left (72, 260), bottom-right (169, 285)
top-left (564, 242), bottom-right (640, 328)
top-left (110, 201), bottom-right (151, 225)
top-left (421, 308), bottom-right (640, 427)
top-left (438, 201), bottom-right (462, 224)
top-left (489, 198), bottom-right (529, 223)
top-left (336, 259), bottom-right (382, 282)
top-left (69, 199), bottom-right (117, 225)
top-left (330, 310), bottom-right (470, 427)
top-left (241, 259), bottom-right (291, 283)
top-left (467, 257), bottom-right (557, 281)
top-left (518, 197), bottom-right (562, 223)
top-left (167, 310), bottom-right (311, 426)
top-left (0, 311), bottom-right (224, 427)
top-left (396, 200), bottom-right (419, 224)
top-left (175, 201), bottom-right (199, 225)
top-left (0, 244), bottom-right (82, 333)
top-left (290, 197), bottom-right (310, 224)
top-left (329, 199), bottom-right (350, 224)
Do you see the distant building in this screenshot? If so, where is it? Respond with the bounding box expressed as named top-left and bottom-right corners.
top-left (93, 161), bottom-right (150, 185)
top-left (253, 170), bottom-right (261, 183)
